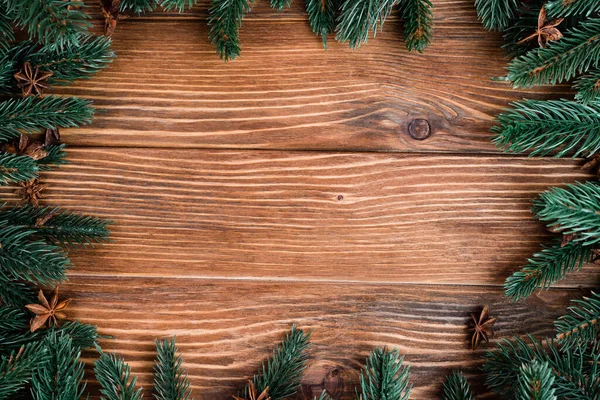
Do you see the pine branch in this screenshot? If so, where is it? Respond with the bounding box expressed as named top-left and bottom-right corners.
top-left (518, 361), bottom-right (557, 400)
top-left (474, 0), bottom-right (520, 31)
top-left (357, 347), bottom-right (411, 400)
top-left (95, 349), bottom-right (143, 400)
top-left (160, 0), bottom-right (198, 11)
top-left (555, 292), bottom-right (600, 350)
top-left (504, 240), bottom-right (594, 301)
top-left (120, 0), bottom-right (158, 15)
top-left (335, 0), bottom-right (397, 49)
top-left (492, 99), bottom-right (600, 157)
top-left (208, 0), bottom-right (251, 61)
top-left (401, 0), bottom-right (433, 53)
top-left (0, 57), bottom-right (14, 92)
top-left (0, 96), bottom-right (94, 141)
top-left (31, 333), bottom-right (86, 400)
top-left (306, 0), bottom-right (336, 48)
top-left (501, 7), bottom-right (544, 58)
top-left (506, 17), bottom-right (600, 88)
top-left (0, 3), bottom-right (15, 47)
top-left (546, 0), bottom-right (600, 18)
top-left (0, 279), bottom-right (37, 308)
top-left (271, 0), bottom-right (291, 11)
top-left (0, 153), bottom-right (39, 185)
top-left (442, 370), bottom-right (474, 400)
top-left (246, 325), bottom-right (311, 400)
top-left (37, 144), bottom-right (68, 171)
top-left (574, 67), bottom-right (600, 105)
top-left (153, 338), bottom-right (193, 400)
top-left (0, 306), bottom-right (28, 332)
top-left (0, 342), bottom-right (49, 400)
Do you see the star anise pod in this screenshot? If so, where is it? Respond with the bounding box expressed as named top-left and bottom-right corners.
top-left (16, 179), bottom-right (48, 207)
top-left (233, 381), bottom-right (271, 400)
top-left (25, 288), bottom-right (72, 332)
top-left (13, 62), bottom-right (54, 97)
top-left (468, 305), bottom-right (497, 350)
top-left (100, 0), bottom-right (121, 36)
top-left (45, 128), bottom-right (61, 146)
top-left (4, 133), bottom-right (48, 160)
top-left (518, 6), bottom-right (564, 48)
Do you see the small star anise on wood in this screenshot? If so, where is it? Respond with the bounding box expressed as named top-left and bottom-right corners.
top-left (518, 6), bottom-right (564, 48)
top-left (233, 381), bottom-right (271, 400)
top-left (16, 179), bottom-right (48, 207)
top-left (13, 62), bottom-right (54, 97)
top-left (468, 305), bottom-right (497, 350)
top-left (25, 288), bottom-right (72, 332)
top-left (45, 128), bottom-right (61, 146)
top-left (4, 133), bottom-right (48, 160)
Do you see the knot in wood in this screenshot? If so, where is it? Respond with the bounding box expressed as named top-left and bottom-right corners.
top-left (408, 118), bottom-right (431, 140)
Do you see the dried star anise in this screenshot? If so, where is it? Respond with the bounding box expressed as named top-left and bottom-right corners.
top-left (13, 62), bottom-right (54, 97)
top-left (16, 179), bottom-right (48, 207)
top-left (4, 133), bottom-right (48, 160)
top-left (468, 305), bottom-right (497, 350)
top-left (25, 288), bottom-right (72, 332)
top-left (233, 381), bottom-right (271, 400)
top-left (45, 128), bottom-right (61, 146)
top-left (518, 6), bottom-right (564, 48)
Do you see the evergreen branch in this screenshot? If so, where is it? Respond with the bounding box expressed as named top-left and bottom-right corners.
top-left (474, 0), bottom-right (519, 31)
top-left (208, 0), bottom-right (251, 61)
top-left (271, 0), bottom-right (291, 12)
top-left (160, 0), bottom-right (198, 11)
top-left (95, 349), bottom-right (143, 400)
top-left (0, 153), bottom-right (39, 185)
top-left (401, 0), bottom-right (433, 53)
top-left (0, 342), bottom-right (49, 400)
top-left (555, 292), bottom-right (600, 349)
top-left (504, 240), bottom-right (594, 301)
top-left (501, 7), bottom-right (545, 58)
top-left (315, 391), bottom-right (334, 400)
top-left (31, 333), bottom-right (86, 400)
top-left (335, 0), bottom-right (398, 49)
top-left (492, 99), bottom-right (600, 157)
top-left (0, 3), bottom-right (15, 47)
top-left (517, 361), bottom-right (557, 400)
top-left (306, 0), bottom-right (336, 48)
top-left (0, 96), bottom-right (94, 141)
top-left (574, 67), bottom-right (600, 105)
top-left (534, 182), bottom-right (600, 245)
top-left (0, 306), bottom-right (28, 332)
top-left (153, 338), bottom-right (193, 400)
top-left (0, 279), bottom-right (37, 308)
top-left (0, 58), bottom-right (14, 92)
top-left (357, 347), bottom-right (411, 400)
top-left (442, 370), bottom-right (474, 400)
top-left (247, 325), bottom-right (311, 400)
top-left (506, 17), bottom-right (600, 88)
top-left (546, 0), bottom-right (600, 18)
top-left (37, 144), bottom-right (68, 171)
top-left (120, 0), bottom-right (158, 15)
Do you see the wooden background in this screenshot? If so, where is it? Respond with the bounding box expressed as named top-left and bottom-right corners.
top-left (20, 0), bottom-right (600, 397)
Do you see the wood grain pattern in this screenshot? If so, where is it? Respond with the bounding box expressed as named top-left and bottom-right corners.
top-left (64, 277), bottom-right (582, 399)
top-left (52, 0), bottom-right (572, 151)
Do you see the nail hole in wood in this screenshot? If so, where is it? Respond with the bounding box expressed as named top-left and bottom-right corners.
top-left (408, 118), bottom-right (431, 140)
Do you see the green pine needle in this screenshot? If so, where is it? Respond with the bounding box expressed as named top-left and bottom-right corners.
top-left (37, 144), bottom-right (68, 171)
top-left (0, 342), bottom-right (49, 400)
top-left (271, 0), bottom-right (292, 11)
top-left (574, 68), bottom-right (600, 105)
top-left (119, 0), bottom-right (158, 15)
top-left (506, 17), bottom-right (600, 88)
top-left (335, 0), bottom-right (398, 49)
top-left (306, 0), bottom-right (336, 48)
top-left (160, 0), bottom-right (198, 11)
top-left (153, 338), bottom-right (193, 400)
top-left (546, 0), bottom-right (600, 18)
top-left (555, 292), bottom-right (600, 350)
top-left (0, 279), bottom-right (37, 308)
top-left (357, 347), bottom-right (411, 400)
top-left (401, 0), bottom-right (433, 53)
top-left (95, 350), bottom-right (143, 400)
top-left (208, 0), bottom-right (252, 61)
top-left (0, 153), bottom-right (39, 185)
top-left (517, 361), bottom-right (557, 400)
top-left (442, 370), bottom-right (474, 400)
top-left (474, 0), bottom-right (520, 31)
top-left (492, 99), bottom-right (600, 158)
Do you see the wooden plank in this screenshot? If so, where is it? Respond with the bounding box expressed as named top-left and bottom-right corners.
top-left (4, 148), bottom-right (596, 286)
top-left (53, 0), bottom-right (570, 151)
top-left (64, 276), bottom-right (583, 399)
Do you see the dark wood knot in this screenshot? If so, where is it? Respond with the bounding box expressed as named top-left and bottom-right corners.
top-left (301, 360), bottom-right (357, 399)
top-left (407, 118), bottom-right (431, 140)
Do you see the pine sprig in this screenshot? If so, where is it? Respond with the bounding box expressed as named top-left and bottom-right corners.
top-left (492, 99), bottom-right (600, 158)
top-left (0, 153), bottom-right (39, 185)
top-left (546, 0), bottom-right (600, 18)
top-left (335, 0), bottom-right (398, 49)
top-left (120, 0), bottom-right (158, 15)
top-left (401, 0), bottom-right (433, 53)
top-left (95, 349), bottom-right (143, 400)
top-left (0, 279), bottom-right (37, 308)
top-left (37, 144), bottom-right (68, 171)
top-left (153, 338), bottom-right (193, 400)
top-left (0, 342), bottom-right (49, 400)
top-left (506, 17), bottom-right (600, 88)
top-left (271, 0), bottom-right (291, 11)
top-left (208, 0), bottom-right (252, 61)
top-left (247, 325), bottom-right (311, 400)
top-left (442, 370), bottom-right (474, 400)
top-left (306, 0), bottom-right (336, 48)
top-left (517, 361), bottom-right (557, 400)
top-left (474, 0), bottom-right (520, 31)
top-left (357, 347), bottom-right (411, 400)
top-left (555, 292), bottom-right (600, 349)
top-left (574, 67), bottom-right (600, 105)
top-left (160, 0), bottom-right (198, 11)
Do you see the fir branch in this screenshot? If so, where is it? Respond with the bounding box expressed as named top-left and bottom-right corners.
top-left (0, 279), bottom-right (37, 308)
top-left (501, 7), bottom-right (544, 58)
top-left (246, 325), bottom-right (311, 400)
top-left (442, 370), bottom-right (474, 400)
top-left (0, 306), bottom-right (28, 332)
top-left (555, 292), bottom-right (600, 349)
top-left (153, 338), bottom-right (193, 400)
top-left (271, 0), bottom-right (291, 11)
top-left (31, 333), bottom-right (86, 400)
top-left (357, 347), bottom-right (411, 400)
top-left (95, 349), bottom-right (143, 400)
top-left (0, 153), bottom-right (39, 185)
top-left (492, 99), bottom-right (600, 157)
top-left (208, 0), bottom-right (252, 61)
top-left (37, 144), bottom-right (68, 171)
top-left (0, 96), bottom-right (94, 141)
top-left (504, 240), bottom-right (594, 301)
top-left (335, 0), bottom-right (398, 49)
top-left (0, 58), bottom-right (14, 92)
top-left (160, 0), bottom-right (198, 11)
top-left (517, 361), bottom-right (557, 400)
top-left (474, 0), bottom-right (520, 31)
top-left (401, 0), bottom-right (433, 53)
top-left (306, 0), bottom-right (336, 48)
top-left (120, 0), bottom-right (158, 15)
top-left (506, 17), bottom-right (600, 88)
top-left (0, 342), bottom-right (49, 400)
top-left (546, 0), bottom-right (600, 18)
top-left (0, 4), bottom-right (15, 47)
top-left (574, 67), bottom-right (600, 105)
